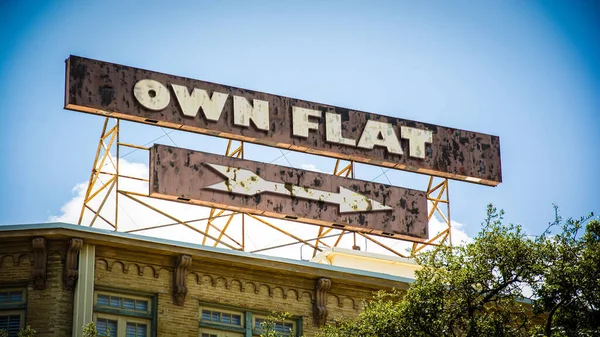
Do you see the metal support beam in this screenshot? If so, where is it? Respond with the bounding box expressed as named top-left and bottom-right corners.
top-left (410, 177), bottom-right (452, 256)
top-left (76, 118), bottom-right (452, 260)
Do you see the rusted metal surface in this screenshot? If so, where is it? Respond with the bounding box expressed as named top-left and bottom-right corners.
top-left (150, 144), bottom-right (428, 241)
top-left (65, 55), bottom-right (502, 186)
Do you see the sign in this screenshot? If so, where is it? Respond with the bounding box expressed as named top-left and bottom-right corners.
top-left (65, 56), bottom-right (502, 186)
top-left (149, 145), bottom-right (428, 240)
top-left (204, 163), bottom-right (392, 213)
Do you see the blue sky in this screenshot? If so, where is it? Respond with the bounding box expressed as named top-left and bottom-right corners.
top-left (1, 0), bottom-right (599, 241)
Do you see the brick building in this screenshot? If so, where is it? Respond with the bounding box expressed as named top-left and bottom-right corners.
top-left (0, 223), bottom-right (413, 337)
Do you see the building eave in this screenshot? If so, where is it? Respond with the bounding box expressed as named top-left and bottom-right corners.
top-left (0, 222), bottom-right (413, 289)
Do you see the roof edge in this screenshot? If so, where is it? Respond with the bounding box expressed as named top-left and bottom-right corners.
top-left (0, 222), bottom-right (415, 286)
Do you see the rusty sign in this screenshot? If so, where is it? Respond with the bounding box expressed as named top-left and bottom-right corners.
top-left (150, 144), bottom-right (428, 241)
top-left (65, 55), bottom-right (502, 186)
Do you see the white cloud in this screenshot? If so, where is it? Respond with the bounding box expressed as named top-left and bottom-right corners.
top-left (300, 163), bottom-right (323, 172)
top-left (50, 182), bottom-right (88, 224)
top-left (49, 159), bottom-right (472, 262)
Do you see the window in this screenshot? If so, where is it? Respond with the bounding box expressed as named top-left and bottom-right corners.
top-left (0, 289), bottom-right (26, 337)
top-left (0, 312), bottom-right (23, 337)
top-left (198, 327), bottom-right (243, 337)
top-left (198, 304), bottom-right (300, 337)
top-left (253, 316), bottom-right (295, 337)
top-left (96, 294), bottom-right (149, 312)
top-left (94, 313), bottom-right (149, 337)
top-left (0, 291), bottom-right (23, 305)
top-left (94, 291), bottom-right (154, 337)
top-left (200, 308), bottom-right (243, 327)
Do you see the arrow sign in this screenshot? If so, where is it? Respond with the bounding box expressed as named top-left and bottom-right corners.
top-left (151, 145), bottom-right (428, 239)
top-left (204, 164), bottom-right (392, 213)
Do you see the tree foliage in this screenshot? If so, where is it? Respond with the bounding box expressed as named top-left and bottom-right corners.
top-left (0, 326), bottom-right (36, 337)
top-left (317, 205), bottom-right (599, 337)
top-left (258, 312), bottom-right (294, 337)
top-left (531, 208), bottom-right (600, 336)
top-left (81, 322), bottom-right (111, 337)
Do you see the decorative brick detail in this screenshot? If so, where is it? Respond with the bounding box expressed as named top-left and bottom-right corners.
top-left (31, 238), bottom-right (47, 290)
top-left (93, 254), bottom-right (368, 336)
top-left (64, 238), bottom-right (83, 290)
top-left (314, 277), bottom-right (332, 327)
top-left (173, 254), bottom-right (192, 306)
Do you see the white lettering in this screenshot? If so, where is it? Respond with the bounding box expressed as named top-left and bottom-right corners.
top-left (171, 84), bottom-right (228, 121)
top-left (133, 79), bottom-right (433, 160)
top-left (233, 96), bottom-right (269, 131)
top-left (292, 107), bottom-right (321, 138)
top-left (325, 113), bottom-right (356, 146)
top-left (133, 79), bottom-right (170, 111)
top-left (401, 126), bottom-right (432, 159)
top-left (357, 120), bottom-right (403, 155)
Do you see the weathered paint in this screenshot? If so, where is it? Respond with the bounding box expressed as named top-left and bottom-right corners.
top-left (65, 55), bottom-right (502, 186)
top-left (204, 163), bottom-right (393, 213)
top-left (149, 145), bottom-right (428, 241)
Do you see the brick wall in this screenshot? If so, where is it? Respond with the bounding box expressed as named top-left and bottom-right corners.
top-left (0, 239), bottom-right (74, 337)
top-left (1, 236), bottom-right (392, 337)
top-left (94, 246), bottom-right (376, 336)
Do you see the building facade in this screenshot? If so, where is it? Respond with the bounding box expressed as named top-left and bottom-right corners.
top-left (0, 223), bottom-right (412, 337)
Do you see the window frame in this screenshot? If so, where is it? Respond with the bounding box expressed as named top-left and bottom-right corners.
top-left (93, 287), bottom-right (156, 337)
top-left (0, 309), bottom-right (25, 337)
top-left (0, 288), bottom-right (26, 309)
top-left (252, 315), bottom-right (296, 337)
top-left (93, 312), bottom-right (151, 337)
top-left (94, 291), bottom-right (152, 318)
top-left (198, 302), bottom-right (301, 337)
top-left (200, 306), bottom-right (245, 329)
top-left (198, 327), bottom-right (244, 337)
top-left (0, 287), bottom-right (27, 337)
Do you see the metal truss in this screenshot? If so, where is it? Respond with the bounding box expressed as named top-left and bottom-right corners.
top-left (78, 117), bottom-right (452, 259)
top-left (78, 118), bottom-right (120, 230)
top-left (411, 177), bottom-right (452, 256)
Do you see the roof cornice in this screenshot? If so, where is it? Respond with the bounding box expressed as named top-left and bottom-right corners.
top-left (0, 222), bottom-right (413, 289)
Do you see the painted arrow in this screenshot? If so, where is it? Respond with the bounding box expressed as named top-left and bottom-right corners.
top-left (204, 163), bottom-right (393, 213)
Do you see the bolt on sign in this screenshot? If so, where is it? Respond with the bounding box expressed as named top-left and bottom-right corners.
top-left (65, 56), bottom-right (502, 186)
top-left (150, 144), bottom-right (428, 240)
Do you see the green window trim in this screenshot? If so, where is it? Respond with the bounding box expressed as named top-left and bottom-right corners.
top-left (252, 315), bottom-right (297, 337)
top-left (93, 312), bottom-right (150, 337)
top-left (198, 322), bottom-right (246, 334)
top-left (0, 288), bottom-right (26, 311)
top-left (0, 310), bottom-right (25, 337)
top-left (93, 288), bottom-right (157, 337)
top-left (198, 303), bottom-right (302, 337)
top-left (0, 287), bottom-right (27, 337)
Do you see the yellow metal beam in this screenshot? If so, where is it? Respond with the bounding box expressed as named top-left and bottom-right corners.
top-left (78, 118), bottom-right (110, 225)
top-left (88, 179), bottom-right (116, 228)
top-left (246, 213), bottom-right (322, 252)
top-left (213, 213), bottom-right (236, 247)
top-left (412, 177), bottom-right (452, 256)
top-left (118, 142), bottom-right (149, 151)
top-left (84, 204), bottom-right (115, 229)
top-left (85, 175), bottom-right (116, 204)
top-left (357, 233), bottom-right (409, 258)
top-left (333, 230), bottom-right (347, 247)
top-left (119, 191), bottom-right (240, 250)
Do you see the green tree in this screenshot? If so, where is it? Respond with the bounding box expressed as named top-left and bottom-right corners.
top-left (16, 326), bottom-right (35, 337)
top-left (0, 326), bottom-right (35, 337)
top-left (258, 312), bottom-right (294, 337)
top-left (317, 205), bottom-right (600, 337)
top-left (531, 208), bottom-right (599, 336)
top-left (82, 322), bottom-right (110, 337)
